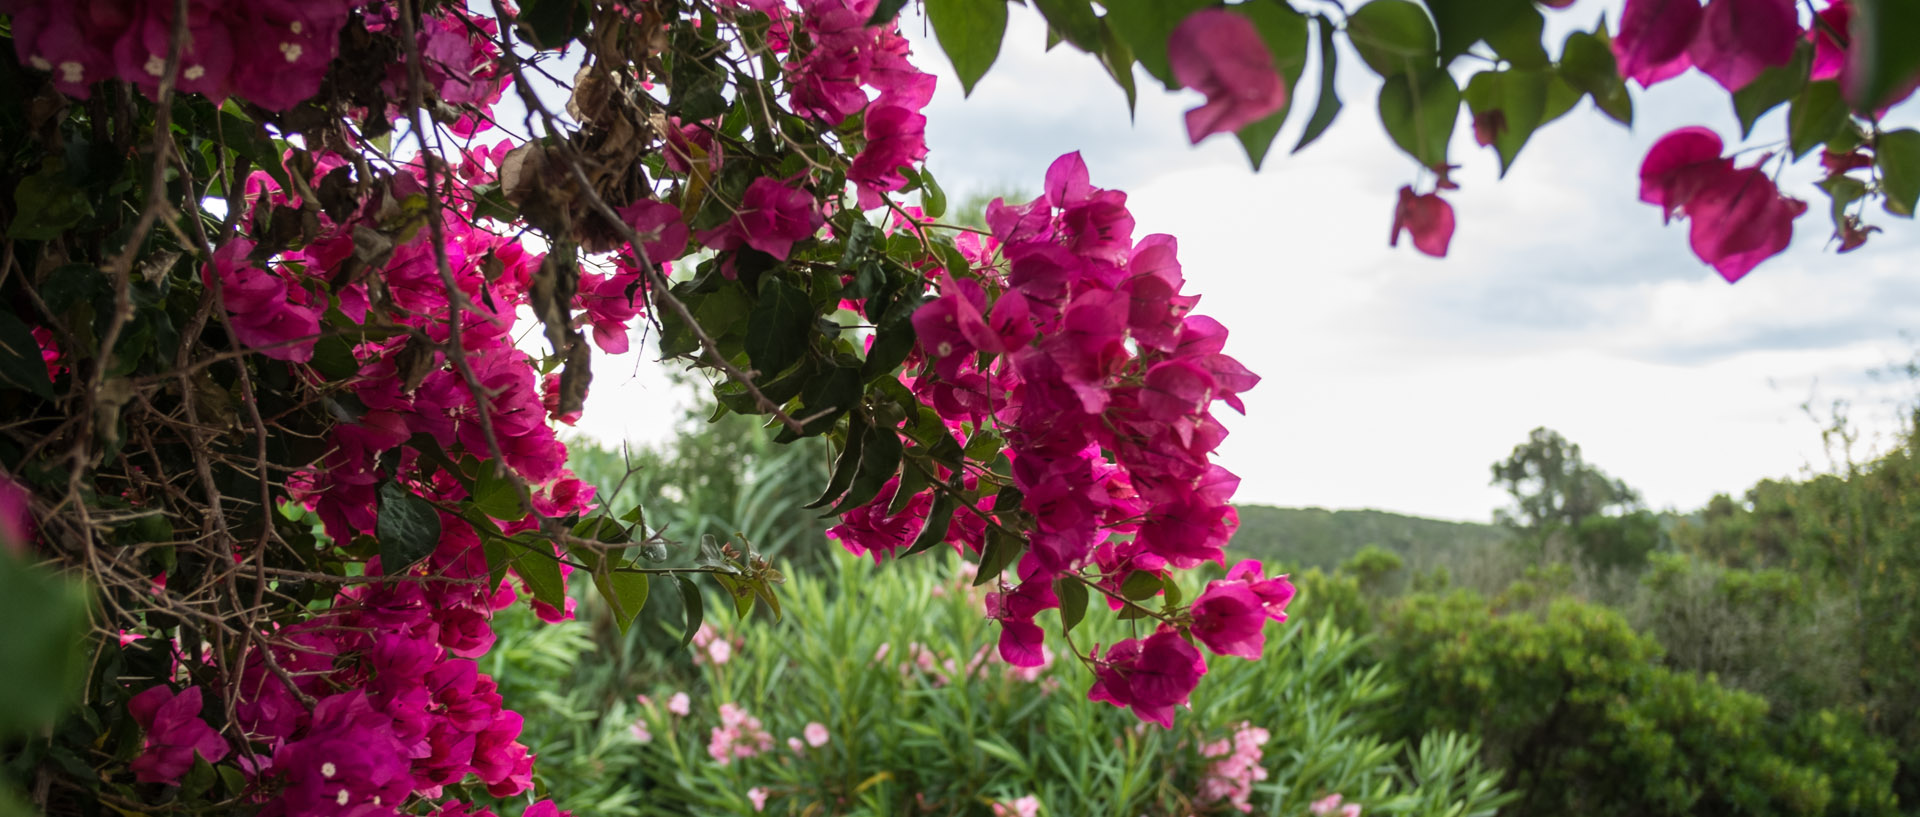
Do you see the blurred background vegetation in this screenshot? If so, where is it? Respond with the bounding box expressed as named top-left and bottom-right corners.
top-left (489, 349), bottom-right (1920, 815)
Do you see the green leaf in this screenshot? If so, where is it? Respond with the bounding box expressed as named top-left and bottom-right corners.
top-left (745, 276), bottom-right (814, 382)
top-left (1033, 0), bottom-right (1103, 52)
top-left (594, 567), bottom-right (652, 635)
top-left (1789, 80), bottom-right (1849, 160)
top-left (790, 364), bottom-right (862, 438)
top-left (1097, 18), bottom-right (1140, 116)
top-left (218, 111), bottom-right (291, 192)
top-left (1231, 1), bottom-right (1311, 170)
top-left (1481, 2), bottom-right (1550, 70)
top-left (974, 527), bottom-right (1023, 587)
top-left (38, 264), bottom-right (106, 315)
top-left (1463, 69), bottom-right (1550, 176)
top-left (926, 0), bottom-right (1009, 96)
top-left (518, 0), bottom-right (591, 49)
top-left (920, 169), bottom-right (949, 220)
top-left (1294, 15), bottom-right (1344, 154)
top-left (0, 311), bottom-right (56, 400)
top-left (1347, 0), bottom-right (1439, 79)
top-left (1559, 28), bottom-right (1632, 126)
top-left (1817, 174), bottom-right (1868, 234)
top-left (9, 160), bottom-right (93, 241)
top-left (1378, 68), bottom-right (1461, 168)
top-left (807, 412), bottom-right (869, 509)
top-left (0, 555), bottom-right (88, 735)
top-left (1422, 0), bottom-right (1538, 65)
top-left (1876, 128), bottom-right (1920, 217)
top-left (511, 536), bottom-right (566, 609)
top-left (180, 755), bottom-right (218, 801)
top-left (1120, 570), bottom-right (1163, 600)
top-left (1731, 41), bottom-right (1811, 138)
top-left (867, 0), bottom-right (912, 26)
top-left (1100, 0), bottom-right (1212, 87)
top-left (1054, 576), bottom-right (1089, 633)
top-left (675, 575), bottom-right (705, 647)
top-left (376, 481), bottom-right (442, 573)
top-left (903, 491), bottom-right (958, 557)
top-left (472, 464), bottom-right (527, 521)
top-left (1844, 0), bottom-right (1920, 111)
top-left (862, 294), bottom-right (922, 381)
top-left (824, 425), bottom-right (903, 516)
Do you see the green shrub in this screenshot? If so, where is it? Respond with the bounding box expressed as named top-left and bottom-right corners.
top-left (491, 553), bottom-right (1514, 816)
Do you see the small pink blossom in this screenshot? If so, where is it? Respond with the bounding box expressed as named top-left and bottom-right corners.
top-left (748, 787), bottom-right (769, 812)
top-left (1613, 0), bottom-right (1702, 87)
top-left (1168, 10), bottom-right (1287, 143)
top-left (991, 795), bottom-right (1041, 817)
top-left (1688, 0), bottom-right (1799, 92)
top-left (803, 722), bottom-right (830, 747)
top-left (668, 692), bottom-right (691, 716)
top-left (1390, 186), bottom-right (1455, 258)
top-left (128, 686), bottom-right (231, 785)
top-left (628, 720), bottom-right (652, 743)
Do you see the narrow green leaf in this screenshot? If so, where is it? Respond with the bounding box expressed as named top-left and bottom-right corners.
top-left (675, 575), bottom-right (705, 647)
top-left (1231, 1), bottom-right (1311, 170)
top-left (807, 413), bottom-right (869, 509)
top-left (824, 425), bottom-right (903, 516)
top-left (926, 0), bottom-right (1009, 96)
top-left (974, 527), bottom-right (1023, 587)
top-left (376, 481), bottom-right (442, 573)
top-left (862, 294), bottom-right (922, 381)
top-left (866, 0), bottom-right (912, 26)
top-left (1054, 576), bottom-right (1089, 633)
top-left (903, 491), bottom-right (958, 557)
top-left (1876, 128), bottom-right (1920, 217)
top-left (1294, 15), bottom-right (1344, 154)
top-left (1378, 68), bottom-right (1461, 168)
top-left (1097, 18), bottom-right (1140, 116)
top-left (1347, 0), bottom-right (1439, 79)
top-left (1789, 80), bottom-right (1849, 160)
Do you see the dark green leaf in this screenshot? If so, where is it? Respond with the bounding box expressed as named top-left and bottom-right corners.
top-left (376, 482), bottom-right (442, 572)
top-left (903, 491), bottom-right (958, 556)
top-left (1844, 0), bottom-right (1920, 111)
top-left (921, 169), bottom-right (949, 220)
top-left (518, 0), bottom-right (592, 50)
top-left (1232, 1), bottom-right (1310, 170)
top-left (888, 458), bottom-right (932, 516)
top-left (791, 364), bottom-right (863, 437)
top-left (675, 575), bottom-right (705, 647)
top-left (974, 527), bottom-right (1023, 586)
top-left (1560, 28), bottom-right (1632, 126)
top-left (1422, 0), bottom-right (1537, 65)
top-left (745, 276), bottom-right (814, 381)
top-left (1481, 2), bottom-right (1549, 69)
top-left (1789, 80), bottom-right (1849, 159)
top-left (926, 0), bottom-right (1009, 96)
top-left (1818, 174), bottom-right (1868, 232)
top-left (511, 536), bottom-right (567, 609)
top-left (867, 0), bottom-right (912, 26)
top-left (1877, 128), bottom-right (1920, 217)
top-left (807, 412), bottom-right (869, 509)
top-left (1463, 69), bottom-right (1550, 176)
top-left (39, 264), bottom-right (107, 315)
top-left (862, 294), bottom-right (922, 381)
top-left (217, 111), bottom-right (290, 192)
top-left (0, 555), bottom-right (88, 734)
top-left (1378, 68), bottom-right (1461, 168)
top-left (1731, 41), bottom-right (1811, 138)
top-left (0, 311), bottom-right (56, 400)
top-left (9, 161), bottom-right (93, 241)
top-left (594, 567), bottom-right (652, 635)
top-left (1100, 0), bottom-right (1212, 87)
top-left (824, 425), bottom-right (903, 516)
top-left (1034, 0), bottom-right (1104, 52)
top-left (180, 755), bottom-right (217, 801)
top-left (1054, 576), bottom-right (1089, 633)
top-left (1294, 16), bottom-right (1344, 154)
top-left (1347, 0), bottom-right (1439, 78)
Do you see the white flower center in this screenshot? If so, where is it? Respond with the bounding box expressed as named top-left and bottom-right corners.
top-left (280, 43), bottom-right (303, 63)
top-left (183, 65), bottom-right (205, 81)
top-left (28, 56), bottom-right (50, 70)
top-left (320, 762), bottom-right (337, 778)
top-left (335, 790), bottom-right (350, 806)
top-left (58, 61), bottom-right (83, 83)
top-left (289, 21), bottom-right (304, 34)
top-left (936, 341), bottom-right (953, 357)
top-left (143, 55), bottom-right (165, 77)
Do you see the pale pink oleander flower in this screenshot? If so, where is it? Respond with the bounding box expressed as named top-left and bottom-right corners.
top-left (707, 639), bottom-right (733, 665)
top-left (628, 721), bottom-right (652, 743)
top-left (804, 722), bottom-right (829, 748)
top-left (668, 692), bottom-right (691, 717)
top-left (748, 787), bottom-right (769, 812)
top-left (1309, 794), bottom-right (1345, 816)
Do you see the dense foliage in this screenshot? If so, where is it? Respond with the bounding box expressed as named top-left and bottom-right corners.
top-left (0, 0), bottom-right (1916, 816)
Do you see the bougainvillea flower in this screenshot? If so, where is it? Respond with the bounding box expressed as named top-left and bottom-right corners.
top-left (1226, 559), bottom-right (1297, 621)
top-left (1190, 580), bottom-right (1269, 658)
top-left (1809, 0), bottom-right (1851, 81)
top-left (695, 177), bottom-right (823, 260)
top-left (128, 686), bottom-right (231, 784)
top-left (0, 473), bottom-right (33, 555)
top-left (616, 199), bottom-right (689, 265)
top-left (1638, 126), bottom-right (1732, 220)
top-left (1088, 629), bottom-right (1207, 728)
top-left (1684, 168), bottom-right (1807, 283)
top-left (1612, 0), bottom-right (1703, 87)
top-left (850, 104), bottom-right (930, 209)
top-left (1688, 0), bottom-right (1799, 92)
top-left (1389, 186), bottom-right (1455, 258)
top-left (1168, 10), bottom-right (1287, 143)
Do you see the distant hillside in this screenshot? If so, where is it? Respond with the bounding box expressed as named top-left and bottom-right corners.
top-left (1228, 505), bottom-right (1512, 571)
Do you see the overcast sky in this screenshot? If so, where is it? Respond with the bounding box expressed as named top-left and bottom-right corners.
top-left (570, 4), bottom-right (1920, 523)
